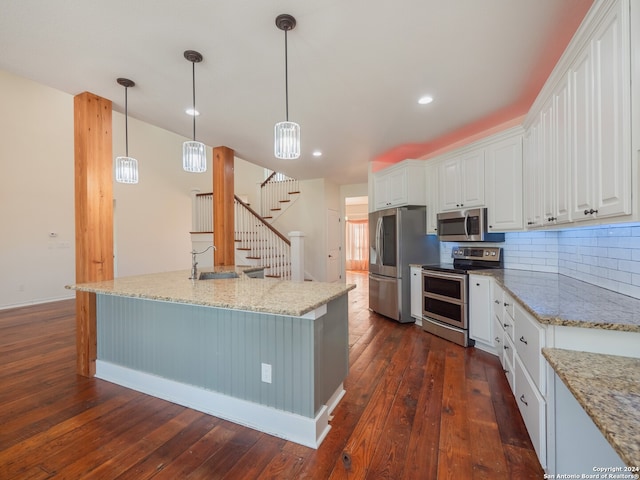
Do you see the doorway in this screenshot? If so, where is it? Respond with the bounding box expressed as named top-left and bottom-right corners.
top-left (344, 196), bottom-right (369, 272)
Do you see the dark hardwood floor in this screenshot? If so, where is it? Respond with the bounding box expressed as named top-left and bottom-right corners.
top-left (0, 271), bottom-right (543, 479)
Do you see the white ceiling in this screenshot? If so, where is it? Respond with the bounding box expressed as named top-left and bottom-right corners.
top-left (0, 0), bottom-right (592, 185)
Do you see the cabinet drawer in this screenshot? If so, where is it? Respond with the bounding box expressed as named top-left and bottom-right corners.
top-left (515, 356), bottom-right (546, 468)
top-left (492, 285), bottom-right (504, 323)
top-left (502, 311), bottom-right (515, 342)
top-left (493, 316), bottom-right (505, 367)
top-left (503, 332), bottom-right (516, 371)
top-left (503, 292), bottom-right (515, 319)
top-left (514, 303), bottom-right (546, 395)
top-left (504, 352), bottom-right (515, 393)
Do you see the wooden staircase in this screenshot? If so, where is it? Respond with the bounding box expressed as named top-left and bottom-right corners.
top-left (260, 172), bottom-right (300, 222)
top-left (191, 173), bottom-right (300, 279)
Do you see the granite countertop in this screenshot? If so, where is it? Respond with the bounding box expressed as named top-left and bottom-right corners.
top-left (474, 269), bottom-right (640, 333)
top-left (542, 348), bottom-right (640, 468)
top-left (66, 266), bottom-right (355, 317)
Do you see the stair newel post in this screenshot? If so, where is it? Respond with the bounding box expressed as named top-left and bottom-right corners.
top-left (289, 231), bottom-right (305, 282)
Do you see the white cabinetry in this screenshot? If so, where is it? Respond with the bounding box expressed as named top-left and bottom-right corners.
top-left (373, 160), bottom-right (426, 211)
top-left (425, 161), bottom-right (439, 234)
top-left (524, 0), bottom-right (631, 228)
top-left (571, 0), bottom-right (631, 222)
top-left (485, 134), bottom-right (523, 231)
top-left (438, 150), bottom-right (484, 211)
top-left (410, 266), bottom-right (422, 322)
top-left (491, 281), bottom-right (547, 468)
top-left (468, 274), bottom-right (493, 351)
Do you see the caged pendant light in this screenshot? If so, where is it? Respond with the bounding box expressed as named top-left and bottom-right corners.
top-left (274, 14), bottom-right (300, 160)
top-left (115, 78), bottom-right (139, 184)
top-left (183, 50), bottom-right (207, 173)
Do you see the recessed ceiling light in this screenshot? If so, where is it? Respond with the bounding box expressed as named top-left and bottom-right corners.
top-left (312, 150), bottom-right (322, 157)
top-left (185, 108), bottom-right (200, 116)
top-left (418, 95), bottom-right (433, 105)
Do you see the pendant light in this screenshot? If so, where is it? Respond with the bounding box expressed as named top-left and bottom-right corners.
top-left (274, 14), bottom-right (300, 160)
top-left (115, 78), bottom-right (139, 184)
top-left (183, 50), bottom-right (207, 173)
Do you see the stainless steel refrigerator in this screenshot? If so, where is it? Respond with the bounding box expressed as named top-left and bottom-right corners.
top-left (369, 206), bottom-right (440, 323)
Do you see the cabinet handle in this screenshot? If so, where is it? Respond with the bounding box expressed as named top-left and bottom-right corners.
top-left (494, 300), bottom-right (500, 304)
top-left (504, 345), bottom-right (509, 350)
top-left (527, 221), bottom-right (534, 225)
top-left (503, 302), bottom-right (509, 307)
top-left (503, 323), bottom-right (509, 328)
top-left (547, 217), bottom-right (556, 222)
top-left (519, 336), bottom-right (528, 345)
top-left (584, 208), bottom-right (599, 215)
top-left (519, 394), bottom-right (528, 406)
top-left (495, 337), bottom-right (501, 343)
top-left (489, 225), bottom-right (493, 229)
top-left (476, 283), bottom-right (480, 286)
top-left (504, 369), bottom-right (509, 374)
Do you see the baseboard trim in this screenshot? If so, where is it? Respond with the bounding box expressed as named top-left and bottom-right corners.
top-left (96, 360), bottom-right (333, 449)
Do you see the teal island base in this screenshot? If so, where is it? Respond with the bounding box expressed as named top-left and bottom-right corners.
top-left (94, 293), bottom-right (349, 448)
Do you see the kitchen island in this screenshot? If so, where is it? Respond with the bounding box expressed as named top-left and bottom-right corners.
top-left (67, 267), bottom-right (355, 448)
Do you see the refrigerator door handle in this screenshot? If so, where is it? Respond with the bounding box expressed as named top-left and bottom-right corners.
top-left (375, 216), bottom-right (383, 265)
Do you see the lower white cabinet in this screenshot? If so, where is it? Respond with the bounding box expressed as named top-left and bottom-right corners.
top-left (515, 355), bottom-right (546, 465)
top-left (489, 280), bottom-right (547, 469)
top-left (410, 266), bottom-right (422, 321)
top-left (469, 275), bottom-right (493, 349)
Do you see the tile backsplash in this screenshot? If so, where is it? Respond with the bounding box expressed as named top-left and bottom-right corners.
top-left (439, 222), bottom-right (640, 299)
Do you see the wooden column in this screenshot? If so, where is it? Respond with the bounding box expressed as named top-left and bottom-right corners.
top-left (74, 92), bottom-right (114, 377)
top-left (213, 146), bottom-right (235, 265)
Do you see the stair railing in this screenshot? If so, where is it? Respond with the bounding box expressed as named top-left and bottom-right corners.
top-left (234, 195), bottom-right (292, 279)
top-left (260, 172), bottom-right (300, 218)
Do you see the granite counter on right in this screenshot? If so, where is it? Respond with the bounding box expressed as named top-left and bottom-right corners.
top-left (468, 269), bottom-right (640, 475)
top-left (486, 269), bottom-right (640, 332)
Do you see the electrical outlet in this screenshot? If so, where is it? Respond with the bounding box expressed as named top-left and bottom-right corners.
top-left (261, 363), bottom-right (272, 384)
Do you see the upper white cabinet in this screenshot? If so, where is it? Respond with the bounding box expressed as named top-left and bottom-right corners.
top-left (425, 161), bottom-right (439, 234)
top-left (373, 160), bottom-right (426, 211)
top-left (438, 150), bottom-right (485, 211)
top-left (571, 0), bottom-right (631, 222)
top-left (485, 133), bottom-right (523, 231)
top-left (524, 0), bottom-right (632, 227)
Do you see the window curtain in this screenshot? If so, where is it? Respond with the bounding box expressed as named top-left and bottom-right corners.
top-left (345, 219), bottom-right (369, 271)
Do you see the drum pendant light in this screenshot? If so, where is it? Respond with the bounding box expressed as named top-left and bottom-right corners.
top-left (274, 14), bottom-right (300, 160)
top-left (183, 50), bottom-right (207, 173)
top-left (115, 78), bottom-right (139, 184)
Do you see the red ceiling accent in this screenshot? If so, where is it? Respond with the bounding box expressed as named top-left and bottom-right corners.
top-left (372, 0), bottom-right (594, 171)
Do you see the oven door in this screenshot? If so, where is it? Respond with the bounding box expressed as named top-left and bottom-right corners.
top-left (422, 270), bottom-right (468, 329)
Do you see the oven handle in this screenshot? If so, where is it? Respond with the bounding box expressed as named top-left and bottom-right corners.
top-left (422, 269), bottom-right (466, 282)
top-left (423, 315), bottom-right (466, 334)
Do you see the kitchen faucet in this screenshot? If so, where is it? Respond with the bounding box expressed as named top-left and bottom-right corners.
top-left (189, 245), bottom-right (216, 279)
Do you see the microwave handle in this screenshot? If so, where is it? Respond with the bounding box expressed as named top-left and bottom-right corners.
top-left (464, 211), bottom-right (469, 239)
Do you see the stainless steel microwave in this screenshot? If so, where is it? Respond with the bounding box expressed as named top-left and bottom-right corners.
top-left (436, 208), bottom-right (504, 242)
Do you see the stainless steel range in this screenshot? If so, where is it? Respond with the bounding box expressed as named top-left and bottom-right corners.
top-left (421, 247), bottom-right (503, 347)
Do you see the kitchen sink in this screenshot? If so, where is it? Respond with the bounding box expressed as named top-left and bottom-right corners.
top-left (198, 271), bottom-right (239, 280)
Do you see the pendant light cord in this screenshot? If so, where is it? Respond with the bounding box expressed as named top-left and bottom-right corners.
top-left (192, 61), bottom-right (197, 141)
top-left (284, 28), bottom-right (289, 122)
top-left (124, 86), bottom-right (129, 157)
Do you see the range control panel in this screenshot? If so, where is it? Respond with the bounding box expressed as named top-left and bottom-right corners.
top-left (451, 246), bottom-right (502, 262)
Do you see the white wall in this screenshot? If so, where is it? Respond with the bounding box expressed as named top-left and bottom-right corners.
top-left (112, 112), bottom-right (212, 277)
top-left (233, 157), bottom-right (264, 207)
top-left (0, 70), bottom-right (213, 309)
top-left (0, 70), bottom-right (75, 309)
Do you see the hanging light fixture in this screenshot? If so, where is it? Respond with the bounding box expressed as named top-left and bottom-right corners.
top-left (115, 78), bottom-right (139, 184)
top-left (274, 14), bottom-right (300, 160)
top-left (183, 50), bottom-right (207, 173)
